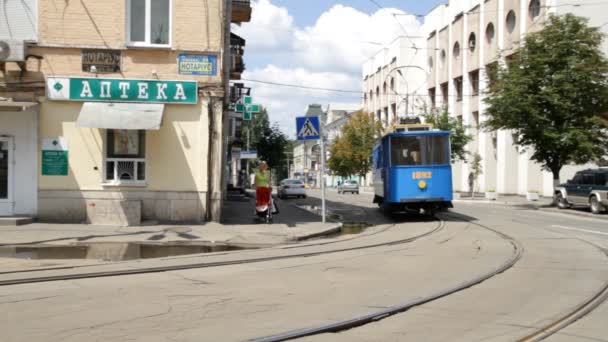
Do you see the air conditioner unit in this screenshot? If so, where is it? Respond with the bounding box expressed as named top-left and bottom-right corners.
top-left (0, 40), bottom-right (26, 62)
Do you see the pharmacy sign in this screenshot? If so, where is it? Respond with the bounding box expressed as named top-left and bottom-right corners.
top-left (47, 77), bottom-right (198, 104)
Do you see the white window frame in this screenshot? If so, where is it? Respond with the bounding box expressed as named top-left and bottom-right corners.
top-left (102, 129), bottom-right (148, 187)
top-left (126, 0), bottom-right (172, 48)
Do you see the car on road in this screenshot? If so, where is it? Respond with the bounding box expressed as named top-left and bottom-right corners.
top-left (555, 168), bottom-right (608, 214)
top-left (278, 179), bottom-right (307, 199)
top-left (338, 180), bottom-right (359, 194)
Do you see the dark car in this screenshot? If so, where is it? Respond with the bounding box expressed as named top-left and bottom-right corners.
top-left (555, 168), bottom-right (608, 214)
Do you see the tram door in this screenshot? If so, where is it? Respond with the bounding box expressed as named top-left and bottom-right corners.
top-left (0, 137), bottom-right (13, 216)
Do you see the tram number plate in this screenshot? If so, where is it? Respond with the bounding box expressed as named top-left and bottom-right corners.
top-left (412, 171), bottom-right (432, 179)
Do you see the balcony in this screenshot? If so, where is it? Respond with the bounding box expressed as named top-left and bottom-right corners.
top-left (230, 33), bottom-right (246, 80)
top-left (232, 0), bottom-right (252, 23)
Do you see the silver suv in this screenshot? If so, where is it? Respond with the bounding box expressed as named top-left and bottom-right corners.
top-left (555, 169), bottom-right (608, 214)
top-left (337, 180), bottom-right (359, 195)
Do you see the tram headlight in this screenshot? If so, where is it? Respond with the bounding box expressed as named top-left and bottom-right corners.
top-left (418, 180), bottom-right (427, 189)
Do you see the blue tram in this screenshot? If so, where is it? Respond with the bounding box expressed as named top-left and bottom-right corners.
top-left (372, 123), bottom-right (453, 214)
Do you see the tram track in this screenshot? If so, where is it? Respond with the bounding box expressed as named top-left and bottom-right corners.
top-left (249, 212), bottom-right (524, 342)
top-left (516, 239), bottom-right (608, 342)
top-left (0, 218), bottom-right (445, 287)
top-left (247, 212), bottom-right (608, 342)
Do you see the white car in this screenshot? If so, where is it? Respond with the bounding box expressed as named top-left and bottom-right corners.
top-left (278, 179), bottom-right (307, 199)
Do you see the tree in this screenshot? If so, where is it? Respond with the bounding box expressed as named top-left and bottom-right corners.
top-left (255, 123), bottom-right (289, 181)
top-left (483, 14), bottom-right (608, 187)
top-left (468, 153), bottom-right (483, 196)
top-left (422, 106), bottom-right (473, 162)
top-left (328, 136), bottom-right (356, 178)
top-left (334, 111), bottom-right (383, 181)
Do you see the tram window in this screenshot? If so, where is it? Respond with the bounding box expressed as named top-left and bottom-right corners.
top-left (391, 136), bottom-right (422, 166)
top-left (426, 135), bottom-right (450, 165)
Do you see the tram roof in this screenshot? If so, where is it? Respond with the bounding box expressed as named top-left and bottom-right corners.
top-left (383, 130), bottom-right (451, 137)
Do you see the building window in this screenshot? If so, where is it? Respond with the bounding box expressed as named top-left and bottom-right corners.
top-left (370, 90), bottom-right (373, 101)
top-left (376, 86), bottom-right (380, 97)
top-left (390, 78), bottom-right (395, 91)
top-left (454, 77), bottom-right (463, 102)
top-left (453, 42), bottom-right (461, 59)
top-left (441, 83), bottom-right (448, 104)
top-left (529, 0), bottom-right (541, 21)
top-left (128, 0), bottom-right (171, 46)
top-left (428, 56), bottom-right (434, 69)
top-left (440, 49), bottom-right (446, 68)
top-left (429, 88), bottom-right (436, 108)
top-left (486, 22), bottom-right (495, 44)
top-left (105, 130), bottom-right (146, 184)
top-left (472, 111), bottom-right (479, 128)
top-left (469, 70), bottom-right (479, 96)
top-left (376, 110), bottom-right (382, 123)
top-left (383, 82), bottom-right (387, 94)
top-left (391, 103), bottom-right (397, 121)
top-left (468, 33), bottom-right (476, 52)
top-left (506, 10), bottom-right (517, 34)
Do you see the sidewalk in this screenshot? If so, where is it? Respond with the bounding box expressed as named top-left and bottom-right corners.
top-left (0, 192), bottom-right (338, 247)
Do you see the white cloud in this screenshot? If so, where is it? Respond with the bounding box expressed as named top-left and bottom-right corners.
top-left (243, 65), bottom-right (361, 138)
top-left (232, 0), bottom-right (293, 50)
top-left (234, 1), bottom-right (424, 137)
top-left (292, 5), bottom-right (422, 73)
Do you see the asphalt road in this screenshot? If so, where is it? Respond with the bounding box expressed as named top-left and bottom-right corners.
top-left (1, 189), bottom-right (607, 342)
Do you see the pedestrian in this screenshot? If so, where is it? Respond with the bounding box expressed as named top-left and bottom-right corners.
top-left (468, 172), bottom-right (475, 197)
top-left (254, 161), bottom-right (278, 215)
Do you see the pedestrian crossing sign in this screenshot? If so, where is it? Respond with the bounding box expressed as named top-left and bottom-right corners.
top-left (296, 116), bottom-right (321, 140)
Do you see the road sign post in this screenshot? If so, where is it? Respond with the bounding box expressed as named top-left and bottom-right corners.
top-left (296, 116), bottom-right (325, 223)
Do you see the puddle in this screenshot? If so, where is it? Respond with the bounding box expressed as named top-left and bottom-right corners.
top-left (0, 242), bottom-right (258, 262)
top-left (340, 222), bottom-right (372, 235)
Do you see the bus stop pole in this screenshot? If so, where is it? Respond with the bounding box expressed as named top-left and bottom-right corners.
top-left (320, 138), bottom-right (326, 223)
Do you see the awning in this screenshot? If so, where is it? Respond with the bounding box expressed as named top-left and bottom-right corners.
top-left (76, 102), bottom-right (165, 130)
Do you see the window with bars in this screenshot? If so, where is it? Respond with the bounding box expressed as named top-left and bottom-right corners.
top-left (104, 130), bottom-right (146, 185)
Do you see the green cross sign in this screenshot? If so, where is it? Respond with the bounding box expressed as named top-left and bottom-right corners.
top-left (235, 96), bottom-right (261, 121)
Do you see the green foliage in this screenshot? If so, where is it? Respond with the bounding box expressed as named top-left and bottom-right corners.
top-left (328, 111), bottom-right (383, 178)
top-left (471, 152), bottom-right (483, 178)
top-left (256, 123), bottom-right (289, 179)
top-left (422, 106), bottom-right (473, 162)
top-left (483, 14), bottom-right (608, 180)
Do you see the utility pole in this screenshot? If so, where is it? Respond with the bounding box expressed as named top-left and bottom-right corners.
top-left (320, 138), bottom-right (326, 223)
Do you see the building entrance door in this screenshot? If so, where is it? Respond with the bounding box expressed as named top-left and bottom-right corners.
top-left (0, 137), bottom-right (13, 216)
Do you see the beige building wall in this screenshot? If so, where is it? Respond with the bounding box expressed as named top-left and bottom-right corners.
top-left (451, 17), bottom-right (464, 79)
top-left (483, 0), bottom-right (499, 64)
top-left (38, 0), bottom-right (224, 51)
top-left (467, 8), bottom-right (480, 72)
top-left (438, 27), bottom-right (449, 84)
top-left (504, 0), bottom-right (522, 53)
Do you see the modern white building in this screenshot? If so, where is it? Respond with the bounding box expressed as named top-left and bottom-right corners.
top-left (423, 0), bottom-right (607, 197)
top-left (362, 36), bottom-right (427, 128)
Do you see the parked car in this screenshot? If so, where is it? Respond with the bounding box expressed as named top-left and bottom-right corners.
top-left (278, 179), bottom-right (307, 199)
top-left (338, 180), bottom-right (359, 194)
top-left (555, 168), bottom-right (608, 214)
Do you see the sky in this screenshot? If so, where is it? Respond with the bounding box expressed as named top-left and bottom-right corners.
top-left (232, 0), bottom-right (443, 137)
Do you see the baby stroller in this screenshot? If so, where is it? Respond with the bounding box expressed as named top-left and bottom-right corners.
top-left (255, 186), bottom-right (275, 224)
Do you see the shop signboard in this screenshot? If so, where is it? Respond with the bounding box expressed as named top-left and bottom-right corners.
top-left (42, 138), bottom-right (68, 176)
top-left (240, 150), bottom-right (258, 159)
top-left (82, 49), bottom-right (121, 73)
top-left (178, 54), bottom-right (217, 76)
top-left (47, 77), bottom-right (198, 104)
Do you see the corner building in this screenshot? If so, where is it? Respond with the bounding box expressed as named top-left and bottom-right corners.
top-left (0, 0), bottom-right (250, 224)
top-left (424, 0), bottom-right (606, 196)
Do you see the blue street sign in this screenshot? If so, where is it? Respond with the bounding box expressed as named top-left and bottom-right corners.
top-left (296, 116), bottom-right (321, 140)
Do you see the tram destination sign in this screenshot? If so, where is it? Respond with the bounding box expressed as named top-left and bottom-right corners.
top-left (47, 77), bottom-right (198, 104)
